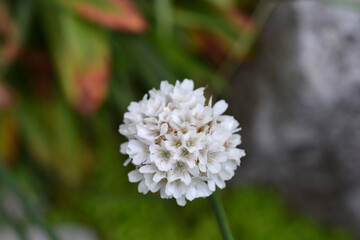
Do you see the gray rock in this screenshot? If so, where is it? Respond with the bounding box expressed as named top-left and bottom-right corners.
top-left (0, 189), bottom-right (48, 222)
top-left (0, 226), bottom-right (18, 240)
top-left (230, 0), bottom-right (360, 236)
top-left (1, 191), bottom-right (25, 220)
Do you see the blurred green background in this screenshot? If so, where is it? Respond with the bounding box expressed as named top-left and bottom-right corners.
top-left (0, 0), bottom-right (355, 239)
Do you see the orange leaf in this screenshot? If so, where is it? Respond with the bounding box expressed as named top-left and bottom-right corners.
top-left (75, 58), bottom-right (111, 115)
top-left (69, 0), bottom-right (147, 33)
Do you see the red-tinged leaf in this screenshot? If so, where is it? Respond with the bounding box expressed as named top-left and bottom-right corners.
top-left (0, 83), bottom-right (14, 109)
top-left (61, 0), bottom-right (147, 33)
top-left (225, 9), bottom-right (256, 35)
top-left (190, 31), bottom-right (229, 65)
top-left (19, 49), bottom-right (53, 74)
top-left (19, 49), bottom-right (54, 99)
top-left (188, 8), bottom-right (256, 65)
top-left (75, 58), bottom-right (110, 115)
top-left (213, 8), bottom-right (256, 62)
top-left (0, 110), bottom-right (19, 166)
top-left (0, 2), bottom-right (21, 64)
top-left (41, 8), bottom-right (111, 115)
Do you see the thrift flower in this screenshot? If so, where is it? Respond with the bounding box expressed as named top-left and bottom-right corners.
top-left (119, 79), bottom-right (245, 206)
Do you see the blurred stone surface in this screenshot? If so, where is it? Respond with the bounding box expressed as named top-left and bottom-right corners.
top-left (0, 225), bottom-right (99, 240)
top-left (0, 190), bottom-right (48, 222)
top-left (1, 191), bottom-right (25, 220)
top-left (230, 0), bottom-right (360, 236)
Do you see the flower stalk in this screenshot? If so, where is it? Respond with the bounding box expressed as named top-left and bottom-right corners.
top-left (209, 191), bottom-right (234, 240)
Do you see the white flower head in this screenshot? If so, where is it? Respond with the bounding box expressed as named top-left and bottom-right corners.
top-left (119, 79), bottom-right (245, 206)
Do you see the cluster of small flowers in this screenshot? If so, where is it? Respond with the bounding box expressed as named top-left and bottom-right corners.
top-left (119, 79), bottom-right (245, 206)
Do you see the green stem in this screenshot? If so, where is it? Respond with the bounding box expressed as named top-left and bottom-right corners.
top-left (209, 191), bottom-right (234, 240)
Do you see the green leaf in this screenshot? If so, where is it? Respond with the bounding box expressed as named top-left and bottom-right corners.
top-left (41, 5), bottom-right (111, 115)
top-left (150, 35), bottom-right (227, 93)
top-left (16, 97), bottom-right (94, 186)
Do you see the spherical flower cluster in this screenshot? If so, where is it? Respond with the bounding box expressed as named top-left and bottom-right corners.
top-left (119, 79), bottom-right (245, 206)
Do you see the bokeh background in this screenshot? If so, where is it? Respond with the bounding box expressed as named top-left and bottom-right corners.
top-left (1, 0), bottom-right (360, 239)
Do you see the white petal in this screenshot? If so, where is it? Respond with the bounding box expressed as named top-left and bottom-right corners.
top-left (132, 154), bottom-right (147, 165)
top-left (214, 177), bottom-right (226, 189)
top-left (123, 158), bottom-right (131, 166)
top-left (160, 81), bottom-right (173, 94)
top-left (181, 173), bottom-right (192, 185)
top-left (150, 182), bottom-right (162, 192)
top-left (208, 180), bottom-right (216, 191)
top-left (138, 180), bottom-right (149, 194)
top-left (128, 170), bottom-right (143, 183)
top-left (160, 185), bottom-right (169, 198)
top-left (120, 142), bottom-right (128, 154)
top-left (176, 196), bottom-right (187, 206)
top-left (188, 166), bottom-right (200, 176)
top-left (127, 140), bottom-right (149, 165)
top-left (208, 161), bottom-right (221, 174)
top-left (228, 148), bottom-right (246, 160)
top-left (139, 165), bottom-right (157, 173)
top-left (160, 123), bottom-right (168, 135)
top-left (231, 134), bottom-right (242, 146)
top-left (173, 185), bottom-right (184, 199)
top-left (165, 182), bottom-right (174, 196)
top-left (128, 101), bottom-right (141, 112)
top-left (220, 169), bottom-right (234, 181)
top-left (199, 163), bottom-right (207, 172)
top-left (196, 182), bottom-right (211, 197)
top-left (211, 125), bottom-right (232, 145)
top-left (153, 172), bottom-right (166, 183)
top-left (213, 100), bottom-right (228, 116)
top-left (185, 186), bottom-right (197, 201)
top-left (119, 124), bottom-right (129, 136)
top-left (181, 79), bottom-right (194, 92)
top-left (168, 173), bottom-right (178, 183)
top-left (157, 160), bottom-right (171, 172)
top-left (149, 144), bottom-right (161, 154)
top-left (144, 173), bottom-right (154, 186)
top-left (136, 125), bottom-right (152, 142)
top-left (127, 139), bottom-right (145, 153)
top-left (187, 159), bottom-right (196, 168)
top-left (198, 151), bottom-right (207, 165)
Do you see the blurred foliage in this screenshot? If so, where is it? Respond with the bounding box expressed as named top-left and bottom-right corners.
top-left (49, 187), bottom-right (354, 240)
top-left (7, 153), bottom-right (354, 240)
top-left (0, 0), bottom-right (257, 186)
top-left (0, 0), bottom-right (355, 239)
